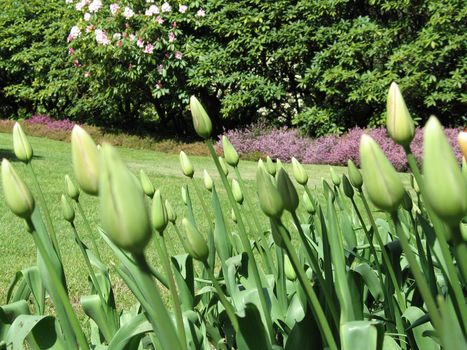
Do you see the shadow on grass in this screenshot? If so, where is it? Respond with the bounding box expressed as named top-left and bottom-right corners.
top-left (0, 149), bottom-right (43, 162)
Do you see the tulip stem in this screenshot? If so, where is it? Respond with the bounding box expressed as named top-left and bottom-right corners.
top-left (452, 226), bottom-right (467, 285)
top-left (28, 163), bottom-right (61, 260)
top-left (75, 199), bottom-right (102, 261)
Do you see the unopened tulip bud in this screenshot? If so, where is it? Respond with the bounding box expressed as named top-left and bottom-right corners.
top-left (291, 157), bottom-right (308, 185)
top-left (284, 254), bottom-right (297, 281)
top-left (12, 123), bottom-right (33, 163)
top-left (152, 190), bottom-right (168, 232)
top-left (190, 96), bottom-right (212, 139)
top-left (277, 168), bottom-right (299, 212)
top-left (458, 131), bottom-right (467, 160)
top-left (423, 117), bottom-right (467, 226)
top-left (330, 167), bottom-right (341, 186)
top-left (61, 194), bottom-right (75, 223)
top-left (386, 82), bottom-right (415, 147)
top-left (181, 186), bottom-right (188, 205)
top-left (257, 167), bottom-right (283, 219)
top-left (231, 208), bottom-right (237, 223)
top-left (266, 156), bottom-right (276, 176)
top-left (179, 151), bottom-right (194, 178)
top-left (359, 135), bottom-right (404, 212)
top-left (203, 170), bottom-right (213, 191)
top-left (139, 170), bottom-right (155, 198)
top-left (64, 175), bottom-right (80, 200)
top-left (218, 157), bottom-right (229, 176)
top-left (222, 136), bottom-right (239, 167)
top-left (302, 192), bottom-right (315, 215)
top-left (342, 174), bottom-right (354, 198)
top-left (276, 159), bottom-right (283, 171)
top-left (99, 144), bottom-right (151, 253)
top-left (347, 160), bottom-right (363, 189)
top-left (1, 159), bottom-right (35, 219)
top-left (257, 159), bottom-right (266, 172)
top-left (71, 125), bottom-right (99, 195)
top-left (231, 179), bottom-right (243, 204)
top-left (182, 218), bottom-right (209, 261)
top-left (165, 199), bottom-right (177, 223)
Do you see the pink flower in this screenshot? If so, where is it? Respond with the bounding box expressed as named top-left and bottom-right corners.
top-left (86, 25), bottom-right (94, 33)
top-left (75, 1), bottom-right (86, 11)
top-left (110, 3), bottom-right (119, 16)
top-left (83, 12), bottom-right (91, 21)
top-left (84, 71), bottom-right (91, 77)
top-left (73, 59), bottom-right (81, 67)
top-left (156, 82), bottom-right (162, 89)
top-left (113, 33), bottom-right (121, 40)
top-left (95, 29), bottom-right (110, 45)
top-left (168, 32), bottom-right (176, 42)
top-left (196, 9), bottom-right (205, 17)
top-left (88, 0), bottom-right (102, 13)
top-left (137, 38), bottom-right (144, 47)
top-left (175, 51), bottom-right (183, 59)
top-left (116, 40), bottom-right (123, 47)
top-left (145, 5), bottom-right (159, 16)
top-left (144, 44), bottom-right (154, 54)
top-left (67, 26), bottom-right (81, 42)
top-left (129, 34), bottom-right (136, 41)
top-left (123, 6), bottom-right (134, 19)
top-left (179, 4), bottom-right (188, 13)
top-left (156, 16), bottom-right (164, 24)
top-left (172, 21), bottom-right (177, 28)
top-left (68, 47), bottom-right (75, 55)
top-left (161, 2), bottom-right (171, 12)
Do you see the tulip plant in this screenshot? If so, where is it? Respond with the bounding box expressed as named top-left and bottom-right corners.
top-left (1, 83), bottom-right (466, 349)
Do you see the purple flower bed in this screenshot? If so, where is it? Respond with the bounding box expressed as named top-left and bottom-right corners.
top-left (25, 115), bottom-right (75, 131)
top-left (218, 124), bottom-right (462, 171)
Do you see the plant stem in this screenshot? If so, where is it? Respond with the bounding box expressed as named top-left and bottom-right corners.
top-left (75, 199), bottom-right (102, 261)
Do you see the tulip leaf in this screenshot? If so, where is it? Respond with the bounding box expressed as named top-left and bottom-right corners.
top-left (285, 306), bottom-right (321, 350)
top-left (341, 320), bottom-right (383, 350)
top-left (171, 254), bottom-right (195, 310)
top-left (382, 335), bottom-right (402, 350)
top-left (354, 263), bottom-right (383, 301)
top-left (6, 271), bottom-right (30, 304)
top-left (236, 303), bottom-right (272, 350)
top-left (402, 306), bottom-right (439, 350)
top-left (21, 266), bottom-right (45, 315)
top-left (107, 313), bottom-right (152, 350)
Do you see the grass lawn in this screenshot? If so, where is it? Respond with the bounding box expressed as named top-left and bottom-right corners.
top-left (0, 132), bottom-right (351, 312)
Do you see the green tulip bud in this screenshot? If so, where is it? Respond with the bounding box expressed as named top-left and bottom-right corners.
top-left (203, 170), bottom-right (213, 191)
top-left (256, 167), bottom-right (284, 219)
top-left (423, 117), bottom-right (467, 226)
top-left (284, 254), bottom-right (297, 281)
top-left (179, 151), bottom-right (194, 178)
top-left (322, 179), bottom-right (335, 202)
top-left (266, 156), bottom-right (276, 176)
top-left (222, 136), bottom-right (239, 167)
top-left (458, 131), bottom-right (467, 161)
top-left (139, 170), bottom-right (155, 198)
top-left (359, 134), bottom-right (404, 212)
top-left (276, 168), bottom-right (299, 212)
top-left (276, 159), bottom-right (284, 171)
top-left (231, 208), bottom-right (237, 223)
top-left (97, 144), bottom-right (101, 151)
top-left (302, 192), bottom-right (315, 215)
top-left (152, 190), bottom-right (168, 233)
top-left (218, 157), bottom-right (229, 176)
top-left (347, 160), bottom-right (363, 189)
top-left (291, 157), bottom-right (308, 185)
top-left (12, 122), bottom-right (33, 163)
top-left (165, 199), bottom-right (177, 223)
top-left (71, 125), bottom-right (99, 195)
top-left (401, 190), bottom-right (413, 212)
top-left (182, 218), bottom-right (209, 262)
top-left (231, 179), bottom-right (243, 204)
top-left (386, 82), bottom-right (415, 147)
top-left (64, 174), bottom-right (80, 200)
top-left (1, 159), bottom-right (35, 219)
top-left (330, 167), bottom-right (341, 186)
top-left (181, 186), bottom-right (188, 205)
top-left (342, 174), bottom-right (354, 198)
top-left (61, 194), bottom-right (75, 223)
top-left (99, 144), bottom-right (151, 254)
top-left (257, 159), bottom-right (266, 172)
top-left (190, 96), bottom-right (212, 139)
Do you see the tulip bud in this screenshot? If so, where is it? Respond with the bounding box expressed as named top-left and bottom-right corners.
top-left (256, 167), bottom-right (283, 219)
top-left (190, 96), bottom-right (212, 139)
top-left (291, 157), bottom-right (308, 185)
top-left (284, 254), bottom-right (297, 281)
top-left (71, 125), bottom-right (99, 195)
top-left (276, 159), bottom-right (284, 171)
top-left (99, 144), bottom-right (151, 254)
top-left (218, 157), bottom-right (229, 176)
top-left (222, 136), bottom-right (239, 167)
top-left (302, 192), bottom-right (315, 215)
top-left (458, 131), bottom-right (467, 160)
top-left (1, 159), bottom-right (35, 219)
top-left (179, 151), bottom-right (194, 178)
top-left (423, 117), bottom-right (467, 226)
top-left (266, 156), bottom-right (276, 176)
top-left (165, 199), bottom-right (177, 223)
top-left (257, 159), bottom-right (266, 172)
top-left (342, 174), bottom-right (354, 199)
top-left (12, 123), bottom-right (33, 163)
top-left (231, 208), bottom-right (237, 223)
top-left (359, 134), bottom-right (404, 212)
top-left (182, 218), bottom-right (209, 262)
top-left (386, 82), bottom-right (415, 147)
top-left (64, 174), bottom-right (80, 200)
top-left (203, 170), bottom-right (213, 191)
top-left (276, 168), bottom-right (299, 212)
top-left (139, 170), bottom-right (155, 198)
top-left (152, 190), bottom-right (168, 232)
top-left (347, 160), bottom-right (363, 189)
top-left (61, 194), bottom-right (75, 223)
top-left (322, 179), bottom-right (335, 202)
top-left (181, 186), bottom-right (188, 205)
top-left (330, 167), bottom-right (341, 186)
top-left (231, 179), bottom-right (243, 204)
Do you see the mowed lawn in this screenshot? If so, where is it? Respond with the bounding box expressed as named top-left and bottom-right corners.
top-left (0, 131), bottom-right (348, 310)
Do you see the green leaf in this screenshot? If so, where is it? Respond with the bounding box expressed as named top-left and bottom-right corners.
top-left (236, 303), bottom-right (272, 350)
top-left (402, 307), bottom-right (439, 350)
top-left (341, 321), bottom-right (383, 350)
top-left (107, 313), bottom-right (152, 350)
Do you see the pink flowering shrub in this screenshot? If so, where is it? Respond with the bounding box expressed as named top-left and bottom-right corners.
top-left (25, 115), bottom-right (76, 131)
top-left (219, 124), bottom-right (463, 171)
